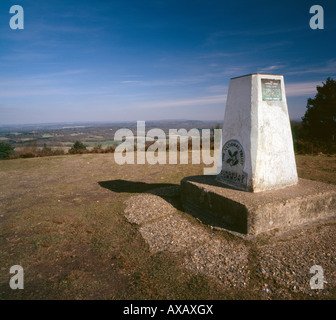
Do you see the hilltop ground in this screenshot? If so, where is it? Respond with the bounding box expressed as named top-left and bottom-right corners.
top-left (0, 153), bottom-right (335, 300)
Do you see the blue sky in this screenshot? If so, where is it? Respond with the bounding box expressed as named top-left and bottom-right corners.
top-left (1, 0), bottom-right (336, 125)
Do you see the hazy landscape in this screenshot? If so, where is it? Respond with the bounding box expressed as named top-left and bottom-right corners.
top-left (0, 120), bottom-right (221, 154)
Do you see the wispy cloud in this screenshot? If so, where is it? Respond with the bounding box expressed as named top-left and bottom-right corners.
top-left (206, 85), bottom-right (227, 93)
top-left (35, 69), bottom-right (88, 78)
top-left (0, 69), bottom-right (91, 98)
top-left (197, 52), bottom-right (236, 59)
top-left (286, 60), bottom-right (336, 76)
top-left (0, 69), bottom-right (88, 85)
top-left (119, 80), bottom-right (143, 84)
top-left (136, 94), bottom-right (227, 109)
top-left (118, 76), bottom-right (210, 87)
top-left (1, 51), bottom-right (54, 61)
top-left (285, 81), bottom-right (321, 96)
top-left (257, 64), bottom-right (287, 73)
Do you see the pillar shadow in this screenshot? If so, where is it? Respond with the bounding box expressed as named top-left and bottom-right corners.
top-left (98, 180), bottom-right (176, 193)
top-left (98, 178), bottom-right (239, 233)
top-left (98, 179), bottom-right (183, 210)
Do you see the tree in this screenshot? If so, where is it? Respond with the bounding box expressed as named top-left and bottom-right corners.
top-left (69, 140), bottom-right (87, 154)
top-left (0, 142), bottom-right (14, 159)
top-left (302, 77), bottom-right (336, 142)
top-left (40, 143), bottom-right (53, 156)
top-left (73, 140), bottom-right (87, 150)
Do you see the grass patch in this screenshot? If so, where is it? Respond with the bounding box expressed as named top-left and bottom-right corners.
top-left (0, 153), bottom-right (335, 299)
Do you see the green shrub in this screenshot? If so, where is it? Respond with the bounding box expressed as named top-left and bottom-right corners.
top-left (0, 142), bottom-right (14, 159)
top-left (69, 140), bottom-right (87, 154)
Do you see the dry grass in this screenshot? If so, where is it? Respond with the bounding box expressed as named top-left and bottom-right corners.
top-left (296, 154), bottom-right (336, 185)
top-left (0, 153), bottom-right (335, 300)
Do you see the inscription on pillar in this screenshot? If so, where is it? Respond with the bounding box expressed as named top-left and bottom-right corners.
top-left (262, 79), bottom-right (282, 101)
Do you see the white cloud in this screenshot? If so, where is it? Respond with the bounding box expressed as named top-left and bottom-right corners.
top-left (257, 64), bottom-right (286, 72)
top-left (206, 85), bottom-right (227, 93)
top-left (285, 81), bottom-right (320, 96)
top-left (120, 80), bottom-right (143, 84)
top-left (286, 60), bottom-right (336, 76)
top-left (136, 94), bottom-right (227, 109)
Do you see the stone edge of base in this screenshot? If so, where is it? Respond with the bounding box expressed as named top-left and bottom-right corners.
top-left (180, 176), bottom-right (336, 238)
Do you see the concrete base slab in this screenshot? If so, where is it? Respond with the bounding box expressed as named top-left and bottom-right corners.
top-left (180, 176), bottom-right (336, 237)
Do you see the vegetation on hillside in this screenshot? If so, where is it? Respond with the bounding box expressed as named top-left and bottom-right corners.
top-left (0, 142), bottom-right (14, 159)
top-left (293, 77), bottom-right (336, 154)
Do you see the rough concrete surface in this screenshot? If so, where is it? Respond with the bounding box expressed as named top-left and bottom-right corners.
top-left (124, 186), bottom-right (336, 299)
top-left (181, 176), bottom-right (336, 236)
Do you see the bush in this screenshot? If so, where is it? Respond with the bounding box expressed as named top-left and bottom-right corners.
top-left (91, 143), bottom-right (104, 153)
top-left (52, 148), bottom-right (65, 156)
top-left (39, 143), bottom-right (53, 157)
top-left (18, 152), bottom-right (36, 158)
top-left (0, 142), bottom-right (14, 159)
top-left (302, 77), bottom-right (336, 142)
top-left (104, 146), bottom-right (115, 153)
top-left (69, 140), bottom-right (87, 154)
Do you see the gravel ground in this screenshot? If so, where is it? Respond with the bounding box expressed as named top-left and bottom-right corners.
top-left (124, 194), bottom-right (176, 225)
top-left (184, 238), bottom-right (249, 288)
top-left (124, 186), bottom-right (336, 299)
top-left (256, 223), bottom-right (336, 298)
top-left (139, 214), bottom-right (211, 253)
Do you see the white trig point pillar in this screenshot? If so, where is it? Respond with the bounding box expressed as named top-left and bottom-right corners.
top-left (217, 73), bottom-right (298, 192)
